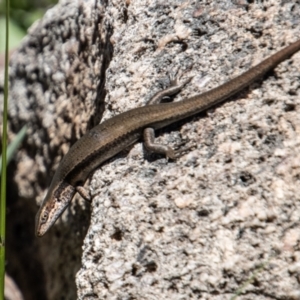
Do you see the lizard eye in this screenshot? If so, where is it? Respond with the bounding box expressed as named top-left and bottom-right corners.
top-left (41, 211), bottom-right (49, 224)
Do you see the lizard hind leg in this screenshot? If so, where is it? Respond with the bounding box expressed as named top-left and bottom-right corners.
top-left (143, 127), bottom-right (196, 160)
top-left (143, 127), bottom-right (176, 159)
top-left (143, 69), bottom-right (194, 159)
top-left (146, 70), bottom-right (193, 105)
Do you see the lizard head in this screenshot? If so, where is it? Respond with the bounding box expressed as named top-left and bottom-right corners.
top-left (35, 181), bottom-right (76, 237)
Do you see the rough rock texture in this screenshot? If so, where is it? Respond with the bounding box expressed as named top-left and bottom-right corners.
top-left (5, 1), bottom-right (111, 299)
top-left (2, 0), bottom-right (300, 299)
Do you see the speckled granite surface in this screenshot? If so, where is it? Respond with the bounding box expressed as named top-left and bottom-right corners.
top-left (2, 0), bottom-right (300, 299)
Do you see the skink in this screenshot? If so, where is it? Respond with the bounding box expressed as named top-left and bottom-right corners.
top-left (35, 39), bottom-right (300, 236)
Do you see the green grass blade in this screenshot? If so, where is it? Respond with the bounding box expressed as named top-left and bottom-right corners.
top-left (0, 0), bottom-right (10, 297)
top-left (230, 259), bottom-right (271, 300)
top-left (0, 125), bottom-right (27, 171)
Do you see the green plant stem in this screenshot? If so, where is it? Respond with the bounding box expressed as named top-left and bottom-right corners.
top-left (0, 125), bottom-right (27, 171)
top-left (230, 259), bottom-right (271, 300)
top-left (0, 0), bottom-right (9, 297)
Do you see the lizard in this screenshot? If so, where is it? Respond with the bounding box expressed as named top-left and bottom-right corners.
top-left (35, 39), bottom-right (300, 237)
